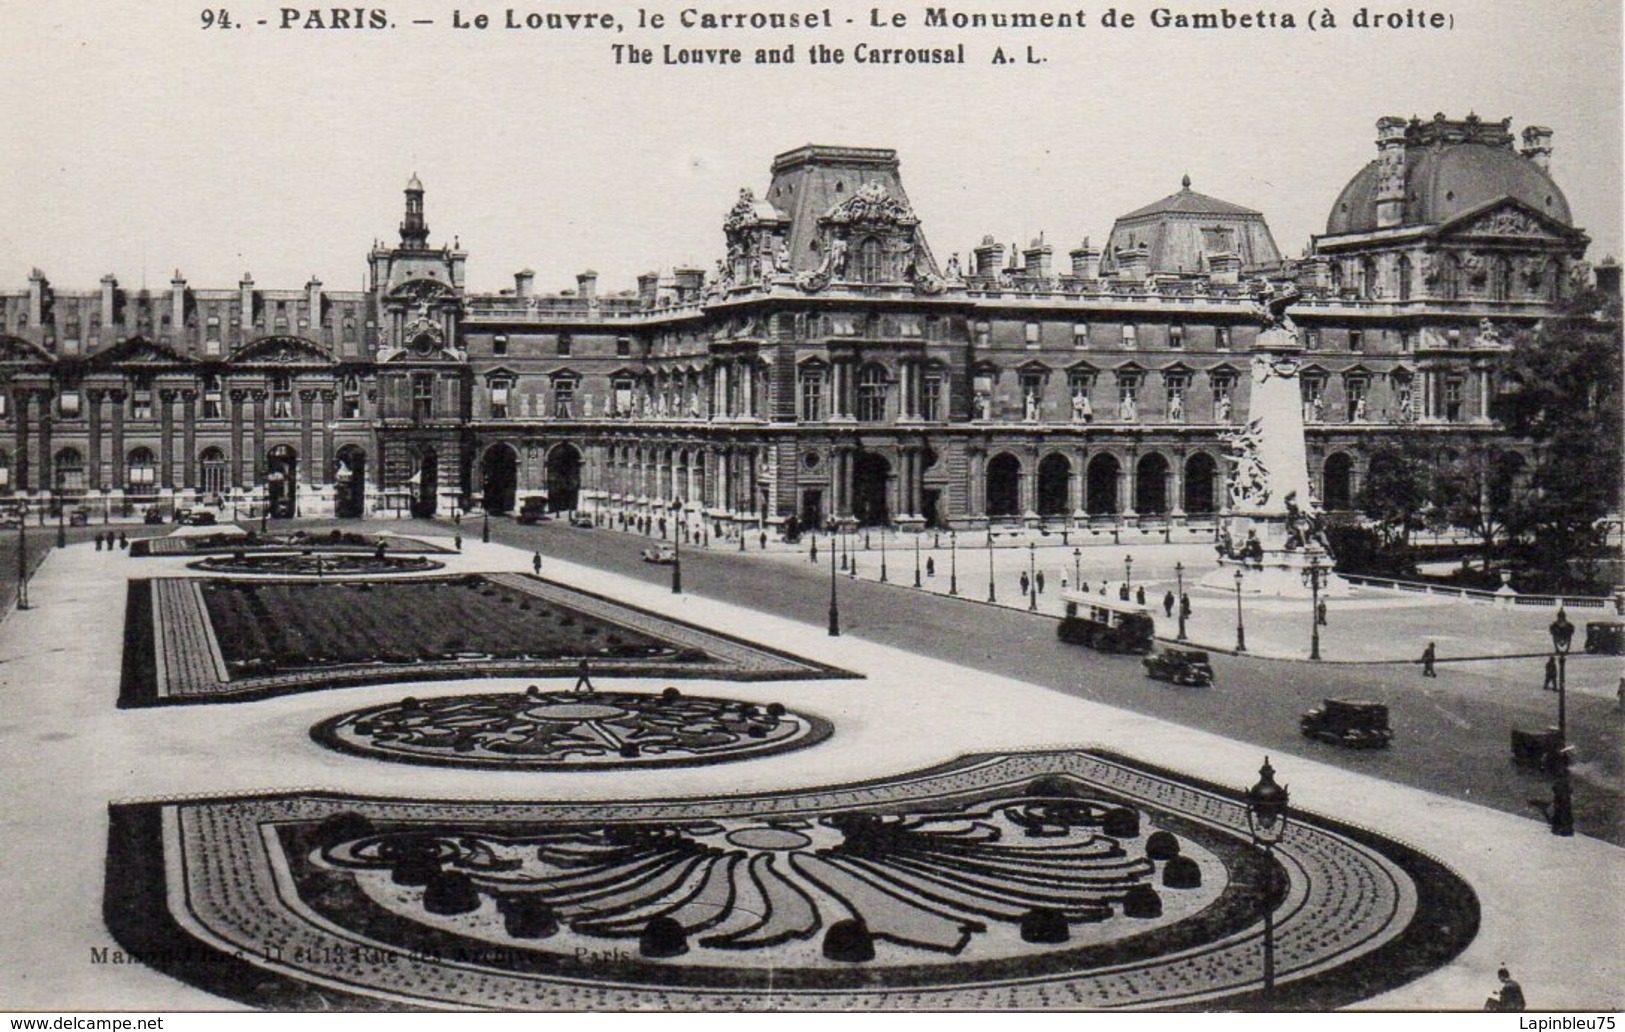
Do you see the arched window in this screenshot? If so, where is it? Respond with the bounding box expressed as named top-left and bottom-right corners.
top-left (199, 447), bottom-right (228, 497)
top-left (1396, 255), bottom-right (1412, 301)
top-left (127, 448), bottom-right (157, 494)
top-left (1439, 255), bottom-right (1462, 301)
top-left (53, 448), bottom-right (85, 495)
top-left (856, 364), bottom-right (888, 422)
top-left (1361, 256), bottom-right (1379, 299)
top-left (856, 237), bottom-right (886, 283)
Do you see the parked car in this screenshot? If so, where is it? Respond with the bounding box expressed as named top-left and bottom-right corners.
top-left (1511, 726), bottom-right (1566, 774)
top-left (1300, 699), bottom-right (1392, 749)
top-left (67, 507), bottom-right (91, 527)
top-left (515, 496), bottom-right (550, 525)
top-left (641, 546), bottom-right (677, 565)
top-left (1583, 621), bottom-right (1625, 655)
top-left (1057, 594), bottom-right (1156, 654)
top-left (569, 513), bottom-right (595, 529)
top-left (143, 509), bottom-right (166, 525)
top-left (175, 509), bottom-right (218, 526)
top-left (1143, 648), bottom-right (1214, 687)
top-left (0, 509), bottom-right (21, 529)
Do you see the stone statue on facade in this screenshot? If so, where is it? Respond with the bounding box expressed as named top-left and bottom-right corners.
top-left (1072, 390), bottom-right (1091, 422)
top-left (1217, 394), bottom-right (1232, 423)
top-left (1168, 392), bottom-right (1184, 422)
top-left (1119, 393), bottom-right (1137, 422)
top-left (1024, 391), bottom-right (1039, 422)
top-left (945, 253), bottom-right (962, 280)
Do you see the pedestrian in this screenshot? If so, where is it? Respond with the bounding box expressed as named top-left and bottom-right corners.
top-left (925, 556), bottom-right (935, 578)
top-left (659, 517), bottom-right (667, 538)
top-left (1484, 967), bottom-right (1525, 1012)
top-left (1118, 583), bottom-right (1129, 601)
top-left (1317, 599), bottom-right (1328, 627)
top-left (1080, 580), bottom-right (1089, 594)
top-left (1421, 641), bottom-right (1437, 677)
top-left (118, 532), bottom-right (128, 550)
top-left (1135, 586), bottom-right (1146, 606)
top-left (532, 551), bottom-right (542, 576)
top-left (1617, 676), bottom-right (1624, 712)
top-left (1036, 571), bottom-right (1045, 594)
top-left (1180, 593), bottom-right (1192, 619)
top-left (759, 532), bottom-right (767, 550)
top-left (94, 533), bottom-right (103, 552)
top-left (454, 532), bottom-right (463, 552)
top-left (810, 538), bottom-right (818, 563)
top-left (573, 658), bottom-right (595, 693)
top-left (375, 540), bottom-right (387, 559)
top-left (1543, 656), bottom-right (1558, 692)
top-left (1019, 571), bottom-right (1030, 597)
top-left (1163, 590), bottom-right (1175, 618)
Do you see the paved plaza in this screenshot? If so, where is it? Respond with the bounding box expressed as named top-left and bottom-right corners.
top-left (0, 528), bottom-right (1621, 1011)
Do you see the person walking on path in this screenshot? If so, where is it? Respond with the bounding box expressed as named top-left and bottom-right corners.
top-left (1163, 591), bottom-right (1175, 618)
top-left (1135, 586), bottom-right (1146, 606)
top-left (1484, 968), bottom-right (1525, 1011)
top-left (1317, 600), bottom-right (1328, 627)
top-left (1543, 656), bottom-right (1558, 692)
top-left (572, 658), bottom-right (595, 693)
top-left (454, 531), bottom-right (463, 552)
top-left (532, 551), bottom-right (543, 576)
top-left (926, 556), bottom-right (935, 578)
top-left (1180, 593), bottom-right (1192, 620)
top-left (1019, 571), bottom-right (1030, 597)
top-left (1421, 642), bottom-right (1438, 677)
top-left (1035, 571), bottom-right (1045, 594)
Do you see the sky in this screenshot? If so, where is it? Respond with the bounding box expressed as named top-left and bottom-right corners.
top-left (1, 1), bottom-right (1619, 296)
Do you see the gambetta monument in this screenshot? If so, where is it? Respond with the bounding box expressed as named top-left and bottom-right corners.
top-left (1204, 284), bottom-right (1351, 598)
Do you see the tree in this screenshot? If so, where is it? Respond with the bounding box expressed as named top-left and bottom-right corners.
top-left (1356, 432), bottom-right (1435, 547)
top-left (1430, 442), bottom-right (1533, 568)
top-left (1492, 288), bottom-right (1623, 578)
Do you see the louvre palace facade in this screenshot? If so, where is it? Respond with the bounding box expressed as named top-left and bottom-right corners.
top-left (0, 114), bottom-right (1607, 533)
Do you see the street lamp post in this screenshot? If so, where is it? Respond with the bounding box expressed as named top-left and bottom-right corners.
top-left (1124, 553), bottom-right (1133, 593)
top-left (1234, 568), bottom-right (1247, 653)
top-left (671, 505), bottom-right (682, 594)
top-left (827, 529), bottom-right (840, 636)
top-left (1245, 757), bottom-right (1291, 1008)
top-left (879, 525), bottom-right (888, 584)
top-left (56, 502), bottom-right (65, 549)
top-left (848, 524), bottom-right (858, 580)
top-left (1548, 609), bottom-right (1576, 836)
top-left (913, 531), bottom-right (921, 588)
top-left (948, 530), bottom-right (958, 596)
top-left (17, 506), bottom-right (30, 610)
top-left (1304, 554), bottom-right (1326, 661)
top-left (1073, 547), bottom-right (1082, 592)
top-left (986, 528), bottom-right (996, 604)
top-left (1027, 541), bottom-right (1038, 612)
top-left (482, 506), bottom-right (491, 544)
top-left (1176, 561), bottom-right (1187, 641)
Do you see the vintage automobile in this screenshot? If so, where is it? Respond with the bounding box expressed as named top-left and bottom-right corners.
top-left (143, 508), bottom-right (167, 525)
top-left (175, 509), bottom-right (218, 526)
top-left (1300, 698), bottom-right (1393, 749)
top-left (640, 546), bottom-right (677, 565)
top-left (0, 508), bottom-right (21, 529)
top-left (1057, 593), bottom-right (1156, 655)
top-left (515, 496), bottom-right (550, 525)
top-left (1143, 648), bottom-right (1214, 687)
top-left (1584, 621), bottom-right (1625, 655)
top-left (67, 507), bottom-right (92, 527)
top-left (569, 513), bottom-right (595, 529)
top-left (1511, 726), bottom-right (1567, 773)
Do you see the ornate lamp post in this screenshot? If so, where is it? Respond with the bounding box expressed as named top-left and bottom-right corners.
top-left (1027, 541), bottom-right (1038, 612)
top-left (913, 531), bottom-right (921, 588)
top-left (1304, 554), bottom-right (1326, 661)
top-left (1073, 547), bottom-right (1082, 591)
top-left (56, 501), bottom-right (65, 549)
top-left (1548, 608), bottom-right (1576, 836)
top-left (848, 523), bottom-right (858, 580)
top-left (1124, 553), bottom-right (1133, 592)
top-left (986, 527), bottom-right (996, 604)
top-left (1245, 757), bottom-right (1291, 1007)
top-left (1176, 561), bottom-right (1187, 641)
top-left (259, 481), bottom-right (269, 535)
top-left (1234, 568), bottom-right (1247, 653)
top-left (482, 506), bottom-right (491, 544)
top-left (879, 524), bottom-right (888, 583)
top-left (827, 528), bottom-right (840, 636)
top-left (671, 503), bottom-right (683, 595)
top-left (948, 530), bottom-right (958, 596)
top-left (17, 505), bottom-right (30, 610)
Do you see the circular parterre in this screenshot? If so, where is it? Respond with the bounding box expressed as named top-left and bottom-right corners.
top-left (311, 686), bottom-right (832, 769)
top-left (188, 553), bottom-right (443, 576)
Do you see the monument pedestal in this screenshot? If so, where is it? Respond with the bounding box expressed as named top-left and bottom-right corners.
top-left (1199, 513), bottom-right (1352, 598)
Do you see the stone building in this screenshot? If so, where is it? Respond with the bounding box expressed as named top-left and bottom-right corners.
top-left (0, 116), bottom-right (1604, 532)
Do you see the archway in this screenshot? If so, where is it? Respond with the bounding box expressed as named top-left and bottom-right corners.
top-left (1036, 453), bottom-right (1071, 518)
top-left (852, 451), bottom-right (891, 526)
top-left (334, 445), bottom-right (367, 519)
top-left (1086, 454), bottom-right (1120, 516)
top-left (1184, 453), bottom-right (1219, 515)
top-left (53, 448), bottom-right (85, 500)
top-left (199, 447), bottom-right (228, 502)
top-left (410, 448), bottom-right (438, 519)
top-left (481, 443), bottom-right (519, 515)
top-left (545, 443), bottom-right (582, 513)
top-left (1135, 453), bottom-right (1170, 515)
top-left (126, 448), bottom-right (158, 502)
top-left (266, 445), bottom-right (298, 518)
top-left (986, 452), bottom-right (1021, 518)
top-left (1323, 452), bottom-right (1354, 511)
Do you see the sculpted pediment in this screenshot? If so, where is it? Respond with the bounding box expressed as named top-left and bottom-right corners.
top-left (89, 336), bottom-right (194, 368)
top-left (0, 335), bottom-right (53, 364)
top-left (1439, 199), bottom-right (1575, 242)
top-left (822, 182), bottom-right (918, 228)
top-left (228, 335), bottom-right (335, 366)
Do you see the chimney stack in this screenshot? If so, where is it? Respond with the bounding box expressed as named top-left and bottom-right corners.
top-left (1023, 236), bottom-right (1053, 279)
top-left (1520, 125), bottom-right (1553, 173)
top-left (973, 235), bottom-right (1005, 278)
top-left (514, 269), bottom-right (535, 299)
top-left (1069, 238), bottom-right (1101, 279)
top-left (576, 270), bottom-right (598, 300)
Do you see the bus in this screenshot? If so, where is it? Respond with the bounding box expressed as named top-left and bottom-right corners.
top-left (1057, 593), bottom-right (1156, 654)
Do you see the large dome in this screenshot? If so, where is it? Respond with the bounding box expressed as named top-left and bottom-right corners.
top-left (1326, 118), bottom-right (1572, 235)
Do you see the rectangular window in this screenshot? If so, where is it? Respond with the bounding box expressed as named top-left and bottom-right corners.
top-left (1073, 322), bottom-right (1090, 348)
top-left (1024, 321), bottom-right (1041, 347)
top-left (1349, 329), bottom-right (1364, 353)
top-left (613, 377), bottom-right (634, 417)
top-left (58, 390), bottom-right (81, 418)
top-left (556, 333), bottom-right (572, 357)
top-left (1302, 379), bottom-right (1326, 422)
top-left (1304, 329), bottom-right (1321, 351)
top-left (412, 374), bottom-right (435, 420)
top-left (1168, 325), bottom-right (1185, 350)
top-left (1444, 378), bottom-right (1464, 422)
top-left (616, 336), bottom-right (632, 357)
top-left (1117, 377), bottom-right (1140, 420)
top-left (1164, 375), bottom-right (1187, 422)
top-left (490, 382), bottom-right (510, 419)
top-left (1121, 325), bottom-right (1137, 350)
top-left (800, 373), bottom-right (824, 421)
top-left (1020, 373), bottom-right (1044, 420)
top-left (493, 335), bottom-right (508, 357)
top-left (1346, 379), bottom-right (1368, 421)
top-left (921, 374), bottom-right (943, 422)
top-left (1068, 375), bottom-right (1095, 421)
top-left (553, 379), bottom-right (576, 418)
top-left (271, 376), bottom-right (293, 418)
top-left (1211, 376), bottom-right (1235, 422)
top-left (1216, 326), bottom-right (1232, 351)
top-left (132, 389), bottom-right (153, 420)
top-left (342, 377), bottom-right (361, 419)
top-left (203, 379), bottom-right (223, 420)
top-left (1395, 379), bottom-right (1415, 421)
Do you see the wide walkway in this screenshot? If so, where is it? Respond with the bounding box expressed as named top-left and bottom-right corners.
top-left (0, 532), bottom-right (1620, 1010)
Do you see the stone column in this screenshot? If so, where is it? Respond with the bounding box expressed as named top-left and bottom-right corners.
top-left (1020, 450), bottom-right (1037, 516)
top-left (229, 390), bottom-right (247, 488)
top-left (157, 390), bottom-right (176, 489)
top-left (298, 390), bottom-right (316, 485)
top-left (109, 392), bottom-right (127, 491)
top-left (966, 449), bottom-right (984, 517)
top-left (1075, 451), bottom-right (1089, 516)
top-left (1120, 458), bottom-right (1136, 518)
top-left (12, 390), bottom-right (29, 492)
top-left (38, 408), bottom-right (53, 495)
top-left (320, 390), bottom-right (337, 484)
top-left (1169, 455), bottom-right (1185, 518)
top-left (251, 390), bottom-right (268, 482)
top-left (86, 390), bottom-right (104, 490)
top-left (181, 390), bottom-right (198, 491)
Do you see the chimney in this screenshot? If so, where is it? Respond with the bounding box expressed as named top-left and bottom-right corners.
top-left (1208, 253), bottom-right (1242, 285)
top-left (514, 269), bottom-right (535, 299)
top-left (673, 267), bottom-right (704, 302)
top-left (973, 235), bottom-right (1005, 278)
top-left (1596, 255), bottom-right (1621, 298)
top-left (100, 275), bottom-right (117, 338)
top-left (637, 272), bottom-right (660, 304)
top-left (1069, 238), bottom-right (1101, 279)
top-left (1521, 125), bottom-right (1553, 173)
top-left (27, 268), bottom-right (46, 328)
top-left (239, 273), bottom-right (255, 329)
top-left (576, 270), bottom-right (598, 300)
top-left (171, 270), bottom-right (187, 342)
top-left (1374, 115), bottom-right (1409, 229)
top-left (306, 276), bottom-right (322, 333)
top-left (1023, 236), bottom-right (1053, 279)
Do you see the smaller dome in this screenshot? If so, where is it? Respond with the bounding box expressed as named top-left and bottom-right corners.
top-left (406, 172), bottom-right (424, 191)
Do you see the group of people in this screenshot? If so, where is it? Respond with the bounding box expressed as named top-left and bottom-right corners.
top-left (91, 531), bottom-right (130, 551)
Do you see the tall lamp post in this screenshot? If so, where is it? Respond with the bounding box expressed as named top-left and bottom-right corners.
top-left (1304, 554), bottom-right (1326, 661)
top-left (912, 531), bottom-right (921, 588)
top-left (827, 529), bottom-right (840, 636)
top-left (986, 528), bottom-right (996, 604)
top-left (1073, 547), bottom-right (1082, 591)
top-left (879, 524), bottom-right (888, 584)
top-left (17, 505), bottom-right (30, 610)
top-left (1175, 561), bottom-right (1187, 641)
top-left (1124, 553), bottom-right (1134, 593)
top-left (1245, 757), bottom-right (1291, 1007)
top-left (482, 505), bottom-right (491, 544)
top-left (948, 530), bottom-right (958, 596)
top-left (1548, 609), bottom-right (1575, 836)
top-left (56, 501), bottom-right (66, 549)
top-left (671, 504), bottom-right (683, 594)
top-left (1234, 568), bottom-right (1247, 653)
top-left (1027, 541), bottom-right (1038, 612)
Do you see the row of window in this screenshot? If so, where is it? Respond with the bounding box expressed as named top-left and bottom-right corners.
top-left (4, 376), bottom-right (369, 421)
